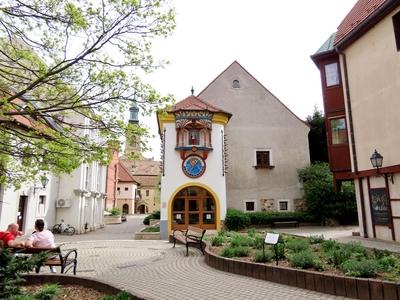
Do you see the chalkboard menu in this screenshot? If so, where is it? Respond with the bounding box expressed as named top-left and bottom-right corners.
top-left (370, 188), bottom-right (389, 225)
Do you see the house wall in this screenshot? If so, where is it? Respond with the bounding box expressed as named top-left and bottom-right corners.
top-left (116, 182), bottom-right (137, 214)
top-left (105, 150), bottom-right (119, 209)
top-left (199, 62), bottom-right (310, 211)
top-left (341, 6), bottom-right (400, 241)
top-left (160, 121), bottom-right (227, 239)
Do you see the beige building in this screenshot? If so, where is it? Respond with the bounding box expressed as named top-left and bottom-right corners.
top-left (121, 100), bottom-right (161, 214)
top-left (198, 61), bottom-right (310, 213)
top-left (116, 161), bottom-right (138, 215)
top-left (312, 0), bottom-right (400, 241)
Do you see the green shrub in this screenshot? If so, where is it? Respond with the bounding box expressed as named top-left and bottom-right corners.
top-left (327, 247), bottom-right (352, 267)
top-left (141, 226), bottom-right (160, 232)
top-left (34, 284), bottom-right (60, 300)
top-left (253, 235), bottom-right (264, 250)
top-left (143, 210), bottom-right (160, 225)
top-left (230, 234), bottom-right (254, 247)
top-left (107, 208), bottom-right (121, 216)
top-left (373, 248), bottom-right (392, 259)
top-left (224, 209), bottom-right (250, 231)
top-left (247, 228), bottom-right (256, 237)
top-left (220, 246), bottom-right (251, 258)
top-left (321, 239), bottom-right (339, 253)
top-left (0, 249), bottom-right (48, 299)
top-left (254, 250), bottom-right (274, 263)
top-left (378, 255), bottom-right (398, 272)
top-left (286, 238), bottom-right (309, 252)
top-left (211, 235), bottom-right (225, 247)
top-left (340, 259), bottom-right (379, 278)
top-left (344, 242), bottom-right (368, 259)
top-left (102, 291), bottom-right (134, 300)
top-left (273, 243), bottom-right (286, 261)
top-left (288, 250), bottom-right (316, 269)
top-left (298, 163), bottom-right (357, 224)
top-left (309, 235), bottom-right (325, 244)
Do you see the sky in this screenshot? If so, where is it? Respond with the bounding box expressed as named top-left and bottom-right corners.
top-left (141, 0), bottom-right (358, 160)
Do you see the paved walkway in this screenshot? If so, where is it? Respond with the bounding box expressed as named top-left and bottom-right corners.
top-left (58, 240), bottom-right (352, 300)
top-left (49, 217), bottom-right (355, 300)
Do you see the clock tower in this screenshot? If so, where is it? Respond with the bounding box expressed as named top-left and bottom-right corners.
top-left (125, 100), bottom-right (141, 157)
top-left (157, 94), bottom-right (231, 239)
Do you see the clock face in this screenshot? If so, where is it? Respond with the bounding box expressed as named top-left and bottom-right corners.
top-left (182, 155), bottom-right (206, 178)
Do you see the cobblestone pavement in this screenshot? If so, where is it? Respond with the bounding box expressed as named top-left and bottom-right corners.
top-left (54, 240), bottom-right (353, 300)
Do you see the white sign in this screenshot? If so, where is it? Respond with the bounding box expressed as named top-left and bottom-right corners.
top-left (176, 214), bottom-right (182, 220)
top-left (206, 214), bottom-right (211, 220)
top-left (264, 233), bottom-right (279, 245)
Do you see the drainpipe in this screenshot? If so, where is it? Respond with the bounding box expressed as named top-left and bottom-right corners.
top-left (336, 48), bottom-right (368, 237)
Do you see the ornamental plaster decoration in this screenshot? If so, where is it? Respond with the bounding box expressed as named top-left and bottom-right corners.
top-left (260, 199), bottom-right (275, 211)
top-left (73, 189), bottom-right (92, 197)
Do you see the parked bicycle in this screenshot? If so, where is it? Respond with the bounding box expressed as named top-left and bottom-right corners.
top-left (52, 219), bottom-right (75, 235)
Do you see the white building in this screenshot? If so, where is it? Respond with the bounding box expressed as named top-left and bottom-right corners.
top-left (0, 116), bottom-right (107, 234)
top-left (157, 94), bottom-right (231, 239)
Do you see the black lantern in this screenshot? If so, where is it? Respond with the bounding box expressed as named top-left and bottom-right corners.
top-left (40, 175), bottom-right (49, 188)
top-left (370, 149), bottom-right (383, 171)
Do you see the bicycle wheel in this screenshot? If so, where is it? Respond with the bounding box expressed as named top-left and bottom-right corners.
top-left (64, 226), bottom-right (75, 235)
top-left (52, 224), bottom-right (61, 234)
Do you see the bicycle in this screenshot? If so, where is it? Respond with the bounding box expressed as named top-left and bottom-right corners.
top-left (52, 220), bottom-right (76, 235)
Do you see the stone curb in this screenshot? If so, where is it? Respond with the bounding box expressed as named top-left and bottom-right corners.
top-left (22, 274), bottom-right (145, 300)
top-left (204, 245), bottom-right (400, 300)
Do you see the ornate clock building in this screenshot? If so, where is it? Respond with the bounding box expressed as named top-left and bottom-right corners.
top-left (157, 94), bottom-right (231, 239)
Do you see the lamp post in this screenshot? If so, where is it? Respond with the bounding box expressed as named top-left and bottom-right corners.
top-left (370, 149), bottom-right (383, 173)
top-left (33, 174), bottom-right (49, 195)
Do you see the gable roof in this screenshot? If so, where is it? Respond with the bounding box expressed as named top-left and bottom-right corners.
top-left (173, 95), bottom-right (232, 117)
top-left (334, 0), bottom-right (386, 45)
top-left (334, 0), bottom-right (399, 49)
top-left (198, 61), bottom-right (309, 128)
top-left (120, 157), bottom-right (160, 176)
top-left (118, 161), bottom-right (138, 183)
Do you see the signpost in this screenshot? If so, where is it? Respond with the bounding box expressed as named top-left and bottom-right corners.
top-left (263, 232), bottom-right (280, 265)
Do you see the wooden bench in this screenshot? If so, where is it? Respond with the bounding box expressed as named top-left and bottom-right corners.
top-left (271, 220), bottom-right (299, 228)
top-left (172, 226), bottom-right (206, 256)
top-left (9, 246), bottom-right (78, 275)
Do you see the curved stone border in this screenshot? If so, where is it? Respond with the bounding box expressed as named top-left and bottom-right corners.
top-left (22, 274), bottom-right (145, 300)
top-left (205, 245), bottom-right (400, 300)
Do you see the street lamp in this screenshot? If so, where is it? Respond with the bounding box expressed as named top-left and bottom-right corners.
top-left (370, 149), bottom-right (383, 173)
top-left (33, 174), bottom-right (49, 195)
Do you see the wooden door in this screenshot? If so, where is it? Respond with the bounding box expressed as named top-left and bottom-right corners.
top-left (17, 196), bottom-right (27, 231)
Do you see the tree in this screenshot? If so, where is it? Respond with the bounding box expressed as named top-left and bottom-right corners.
top-left (306, 107), bottom-right (328, 163)
top-left (0, 0), bottom-right (175, 188)
top-left (298, 163), bottom-right (357, 224)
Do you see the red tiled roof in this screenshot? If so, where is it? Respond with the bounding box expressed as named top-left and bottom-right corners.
top-left (334, 0), bottom-right (387, 45)
top-left (173, 95), bottom-right (231, 116)
top-left (118, 161), bottom-right (137, 183)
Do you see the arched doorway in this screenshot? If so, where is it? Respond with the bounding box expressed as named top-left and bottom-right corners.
top-left (122, 204), bottom-right (129, 215)
top-left (137, 204), bottom-right (146, 214)
top-left (171, 186), bottom-right (216, 230)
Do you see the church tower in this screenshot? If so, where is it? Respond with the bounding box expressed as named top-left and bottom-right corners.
top-left (125, 100), bottom-right (141, 157)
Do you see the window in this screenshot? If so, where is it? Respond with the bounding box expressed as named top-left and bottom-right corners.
top-left (124, 187), bottom-right (129, 191)
top-left (232, 79), bottom-right (240, 88)
top-left (324, 62), bottom-right (340, 86)
top-left (330, 118), bottom-right (348, 145)
top-left (37, 196), bottom-right (46, 216)
top-left (245, 201), bottom-right (255, 212)
top-left (393, 11), bottom-right (400, 51)
top-left (255, 150), bottom-right (272, 168)
top-left (146, 190), bottom-right (149, 197)
top-left (279, 201), bottom-right (288, 211)
top-left (117, 187), bottom-right (120, 195)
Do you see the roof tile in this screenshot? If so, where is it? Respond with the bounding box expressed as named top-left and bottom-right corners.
top-left (334, 0), bottom-right (387, 45)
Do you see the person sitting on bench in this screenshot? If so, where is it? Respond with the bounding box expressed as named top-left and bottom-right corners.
top-left (25, 219), bottom-right (57, 273)
top-left (0, 223), bottom-right (25, 248)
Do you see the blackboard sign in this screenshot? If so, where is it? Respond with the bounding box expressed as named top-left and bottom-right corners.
top-left (370, 188), bottom-right (389, 225)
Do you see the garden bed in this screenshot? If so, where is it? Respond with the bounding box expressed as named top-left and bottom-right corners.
top-left (205, 230), bottom-right (400, 300)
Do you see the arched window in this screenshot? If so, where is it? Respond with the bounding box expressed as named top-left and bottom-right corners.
top-left (232, 79), bottom-right (240, 88)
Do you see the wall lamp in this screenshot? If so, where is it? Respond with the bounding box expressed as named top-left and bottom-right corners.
top-left (33, 175), bottom-right (49, 195)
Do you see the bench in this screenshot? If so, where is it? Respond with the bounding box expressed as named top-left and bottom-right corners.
top-left (172, 226), bottom-right (206, 256)
top-left (9, 246), bottom-right (78, 275)
top-left (271, 220), bottom-right (299, 228)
